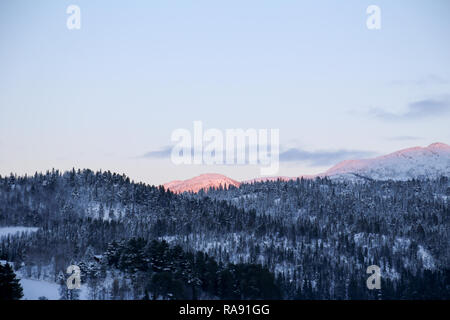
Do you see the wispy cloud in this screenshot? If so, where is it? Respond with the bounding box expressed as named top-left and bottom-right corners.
top-left (279, 148), bottom-right (376, 166)
top-left (371, 97), bottom-right (450, 120)
top-left (140, 145), bottom-right (267, 163)
top-left (141, 145), bottom-right (376, 167)
top-left (141, 146), bottom-right (173, 159)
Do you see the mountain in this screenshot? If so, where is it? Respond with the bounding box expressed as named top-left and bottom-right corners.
top-left (324, 142), bottom-right (450, 181)
top-left (163, 173), bottom-right (240, 193)
top-left (163, 142), bottom-right (450, 191)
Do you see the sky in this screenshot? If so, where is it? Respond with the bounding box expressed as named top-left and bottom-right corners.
top-left (1, 0), bottom-right (449, 185)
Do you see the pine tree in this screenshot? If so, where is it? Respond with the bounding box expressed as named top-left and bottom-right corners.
top-left (0, 263), bottom-right (24, 300)
top-left (58, 271), bottom-right (69, 300)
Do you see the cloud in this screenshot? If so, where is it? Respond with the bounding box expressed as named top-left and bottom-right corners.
top-left (279, 148), bottom-right (376, 166)
top-left (141, 146), bottom-right (173, 159)
top-left (141, 145), bottom-right (376, 167)
top-left (140, 145), bottom-right (269, 165)
top-left (371, 98), bottom-right (450, 120)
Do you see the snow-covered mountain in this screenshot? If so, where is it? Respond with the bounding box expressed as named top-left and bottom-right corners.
top-left (164, 173), bottom-right (240, 193)
top-left (323, 142), bottom-right (450, 181)
top-left (163, 143), bottom-right (450, 191)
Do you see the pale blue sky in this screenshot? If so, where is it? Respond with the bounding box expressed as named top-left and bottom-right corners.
top-left (1, 0), bottom-right (449, 184)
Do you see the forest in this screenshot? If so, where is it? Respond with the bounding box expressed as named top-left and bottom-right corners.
top-left (0, 169), bottom-right (449, 299)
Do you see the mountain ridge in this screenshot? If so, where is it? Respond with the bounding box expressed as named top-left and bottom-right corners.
top-left (163, 173), bottom-right (240, 193)
top-left (163, 142), bottom-right (450, 192)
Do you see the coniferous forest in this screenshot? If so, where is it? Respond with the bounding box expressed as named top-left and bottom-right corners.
top-left (0, 169), bottom-right (449, 299)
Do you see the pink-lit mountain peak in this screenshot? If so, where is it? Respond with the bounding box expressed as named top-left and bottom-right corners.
top-left (427, 142), bottom-right (450, 151)
top-left (164, 173), bottom-right (240, 193)
top-left (385, 142), bottom-right (449, 157)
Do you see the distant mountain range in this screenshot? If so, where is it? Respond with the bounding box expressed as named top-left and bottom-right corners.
top-left (164, 143), bottom-right (450, 193)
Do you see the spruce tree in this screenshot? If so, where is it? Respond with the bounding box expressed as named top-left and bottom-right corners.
top-left (0, 263), bottom-right (24, 300)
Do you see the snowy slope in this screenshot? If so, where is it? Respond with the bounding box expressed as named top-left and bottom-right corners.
top-left (323, 143), bottom-right (450, 181)
top-left (19, 278), bottom-right (91, 300)
top-left (20, 278), bottom-right (60, 300)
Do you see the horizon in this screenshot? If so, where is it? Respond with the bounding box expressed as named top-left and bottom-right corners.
top-left (1, 140), bottom-right (448, 186)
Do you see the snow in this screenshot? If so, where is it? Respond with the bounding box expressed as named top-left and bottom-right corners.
top-left (0, 226), bottom-right (39, 238)
top-left (353, 232), bottom-right (365, 244)
top-left (324, 143), bottom-right (450, 181)
top-left (20, 278), bottom-right (60, 300)
top-left (19, 277), bottom-right (90, 300)
top-left (1, 258), bottom-right (91, 300)
top-left (393, 237), bottom-right (411, 253)
top-left (417, 245), bottom-right (435, 270)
